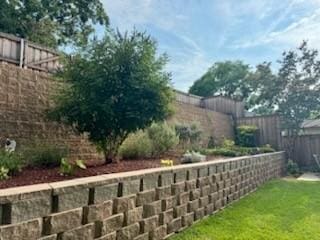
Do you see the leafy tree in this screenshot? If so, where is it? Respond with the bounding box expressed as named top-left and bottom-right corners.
top-left (0, 0), bottom-right (108, 48)
top-left (246, 62), bottom-right (279, 114)
top-left (251, 42), bottom-right (320, 159)
top-left (48, 30), bottom-right (173, 163)
top-left (189, 61), bottom-right (251, 100)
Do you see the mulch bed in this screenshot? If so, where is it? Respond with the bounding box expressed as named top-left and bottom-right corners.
top-left (0, 155), bottom-right (224, 190)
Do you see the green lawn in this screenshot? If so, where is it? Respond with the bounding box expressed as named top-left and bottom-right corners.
top-left (170, 179), bottom-right (320, 240)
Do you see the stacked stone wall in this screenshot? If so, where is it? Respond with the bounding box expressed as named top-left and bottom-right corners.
top-left (0, 63), bottom-right (236, 160)
top-left (0, 152), bottom-right (285, 240)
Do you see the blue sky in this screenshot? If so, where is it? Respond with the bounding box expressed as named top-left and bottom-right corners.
top-left (101, 0), bottom-right (320, 92)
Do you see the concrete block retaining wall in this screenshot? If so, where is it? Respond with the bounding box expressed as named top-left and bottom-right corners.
top-left (0, 152), bottom-right (285, 240)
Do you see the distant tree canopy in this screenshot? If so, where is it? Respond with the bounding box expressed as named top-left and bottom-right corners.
top-left (0, 0), bottom-right (109, 48)
top-left (253, 42), bottom-right (320, 129)
top-left (48, 30), bottom-right (173, 163)
top-left (189, 61), bottom-right (251, 100)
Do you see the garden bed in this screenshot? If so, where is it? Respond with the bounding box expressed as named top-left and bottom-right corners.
top-left (0, 155), bottom-right (224, 189)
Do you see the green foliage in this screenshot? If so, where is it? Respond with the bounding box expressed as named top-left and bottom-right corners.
top-left (174, 122), bottom-right (202, 149)
top-left (48, 30), bottom-right (173, 163)
top-left (236, 125), bottom-right (259, 147)
top-left (119, 122), bottom-right (178, 159)
top-left (0, 0), bottom-right (109, 48)
top-left (189, 61), bottom-right (251, 100)
top-left (207, 136), bottom-right (216, 148)
top-left (59, 158), bottom-right (73, 176)
top-left (147, 122), bottom-right (179, 156)
top-left (59, 158), bottom-right (86, 176)
top-left (201, 148), bottom-right (237, 157)
top-left (21, 143), bottom-right (68, 167)
top-left (0, 167), bottom-right (9, 180)
top-left (119, 131), bottom-right (153, 159)
top-left (0, 151), bottom-right (23, 176)
top-left (287, 160), bottom-right (300, 176)
top-left (222, 139), bottom-right (235, 148)
top-left (201, 144), bottom-right (275, 157)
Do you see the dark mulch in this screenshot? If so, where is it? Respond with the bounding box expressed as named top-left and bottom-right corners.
top-left (0, 155), bottom-right (223, 190)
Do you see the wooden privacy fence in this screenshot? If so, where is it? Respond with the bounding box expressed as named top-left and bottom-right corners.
top-left (174, 90), bottom-right (245, 118)
top-left (202, 96), bottom-right (245, 118)
top-left (0, 32), bottom-right (60, 72)
top-left (237, 115), bottom-right (282, 150)
top-left (283, 134), bottom-right (320, 167)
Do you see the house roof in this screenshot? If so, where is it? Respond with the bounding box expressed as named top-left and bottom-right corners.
top-left (301, 119), bottom-right (320, 128)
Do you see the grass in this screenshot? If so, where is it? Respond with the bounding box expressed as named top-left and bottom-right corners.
top-left (170, 179), bottom-right (320, 240)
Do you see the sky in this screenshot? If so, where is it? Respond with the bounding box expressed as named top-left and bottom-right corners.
top-left (101, 0), bottom-right (320, 92)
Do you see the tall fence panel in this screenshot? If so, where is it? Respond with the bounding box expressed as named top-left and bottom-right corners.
top-left (283, 134), bottom-right (320, 167)
top-left (174, 90), bottom-right (202, 107)
top-left (202, 96), bottom-right (245, 118)
top-left (237, 115), bottom-right (282, 150)
top-left (0, 32), bottom-right (60, 72)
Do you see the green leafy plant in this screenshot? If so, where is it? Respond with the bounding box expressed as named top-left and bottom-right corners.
top-left (222, 139), bottom-right (235, 148)
top-left (59, 158), bottom-right (86, 176)
top-left (201, 148), bottom-right (237, 157)
top-left (119, 131), bottom-right (153, 159)
top-left (175, 122), bottom-right (202, 149)
top-left (287, 160), bottom-right (300, 176)
top-left (236, 125), bottom-right (259, 147)
top-left (21, 143), bottom-right (68, 167)
top-left (0, 167), bottom-right (9, 180)
top-left (48, 30), bottom-right (173, 163)
top-left (0, 150), bottom-right (23, 176)
top-left (147, 122), bottom-right (179, 157)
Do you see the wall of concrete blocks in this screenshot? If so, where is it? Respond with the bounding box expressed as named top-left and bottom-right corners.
top-left (0, 152), bottom-right (285, 240)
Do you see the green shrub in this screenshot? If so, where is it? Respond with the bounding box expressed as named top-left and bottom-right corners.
top-left (0, 167), bottom-right (9, 180)
top-left (147, 122), bottom-right (179, 156)
top-left (222, 139), bottom-right (235, 148)
top-left (21, 143), bottom-right (68, 167)
top-left (175, 122), bottom-right (202, 149)
top-left (119, 131), bottom-right (153, 159)
top-left (201, 148), bottom-right (237, 157)
top-left (236, 125), bottom-right (259, 147)
top-left (0, 150), bottom-right (23, 176)
top-left (59, 158), bottom-right (86, 176)
top-left (201, 144), bottom-right (276, 158)
top-left (287, 159), bottom-right (300, 176)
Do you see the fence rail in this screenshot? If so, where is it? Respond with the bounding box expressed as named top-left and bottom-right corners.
top-left (237, 114), bottom-right (282, 150)
top-left (0, 32), bottom-right (60, 72)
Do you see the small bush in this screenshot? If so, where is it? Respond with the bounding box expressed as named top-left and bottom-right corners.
top-left (119, 131), bottom-right (153, 159)
top-left (287, 159), bottom-right (300, 176)
top-left (175, 122), bottom-right (202, 149)
top-left (59, 158), bottom-right (86, 176)
top-left (0, 150), bottom-right (23, 176)
top-left (201, 144), bottom-right (276, 158)
top-left (236, 125), bottom-right (259, 147)
top-left (21, 143), bottom-right (68, 167)
top-left (206, 148), bottom-right (238, 157)
top-left (222, 139), bottom-right (235, 148)
top-left (147, 122), bottom-right (179, 157)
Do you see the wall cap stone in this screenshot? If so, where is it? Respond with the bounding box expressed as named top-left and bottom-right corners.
top-left (0, 152), bottom-right (285, 200)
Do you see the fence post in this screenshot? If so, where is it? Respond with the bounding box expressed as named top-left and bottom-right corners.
top-left (19, 38), bottom-right (24, 68)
